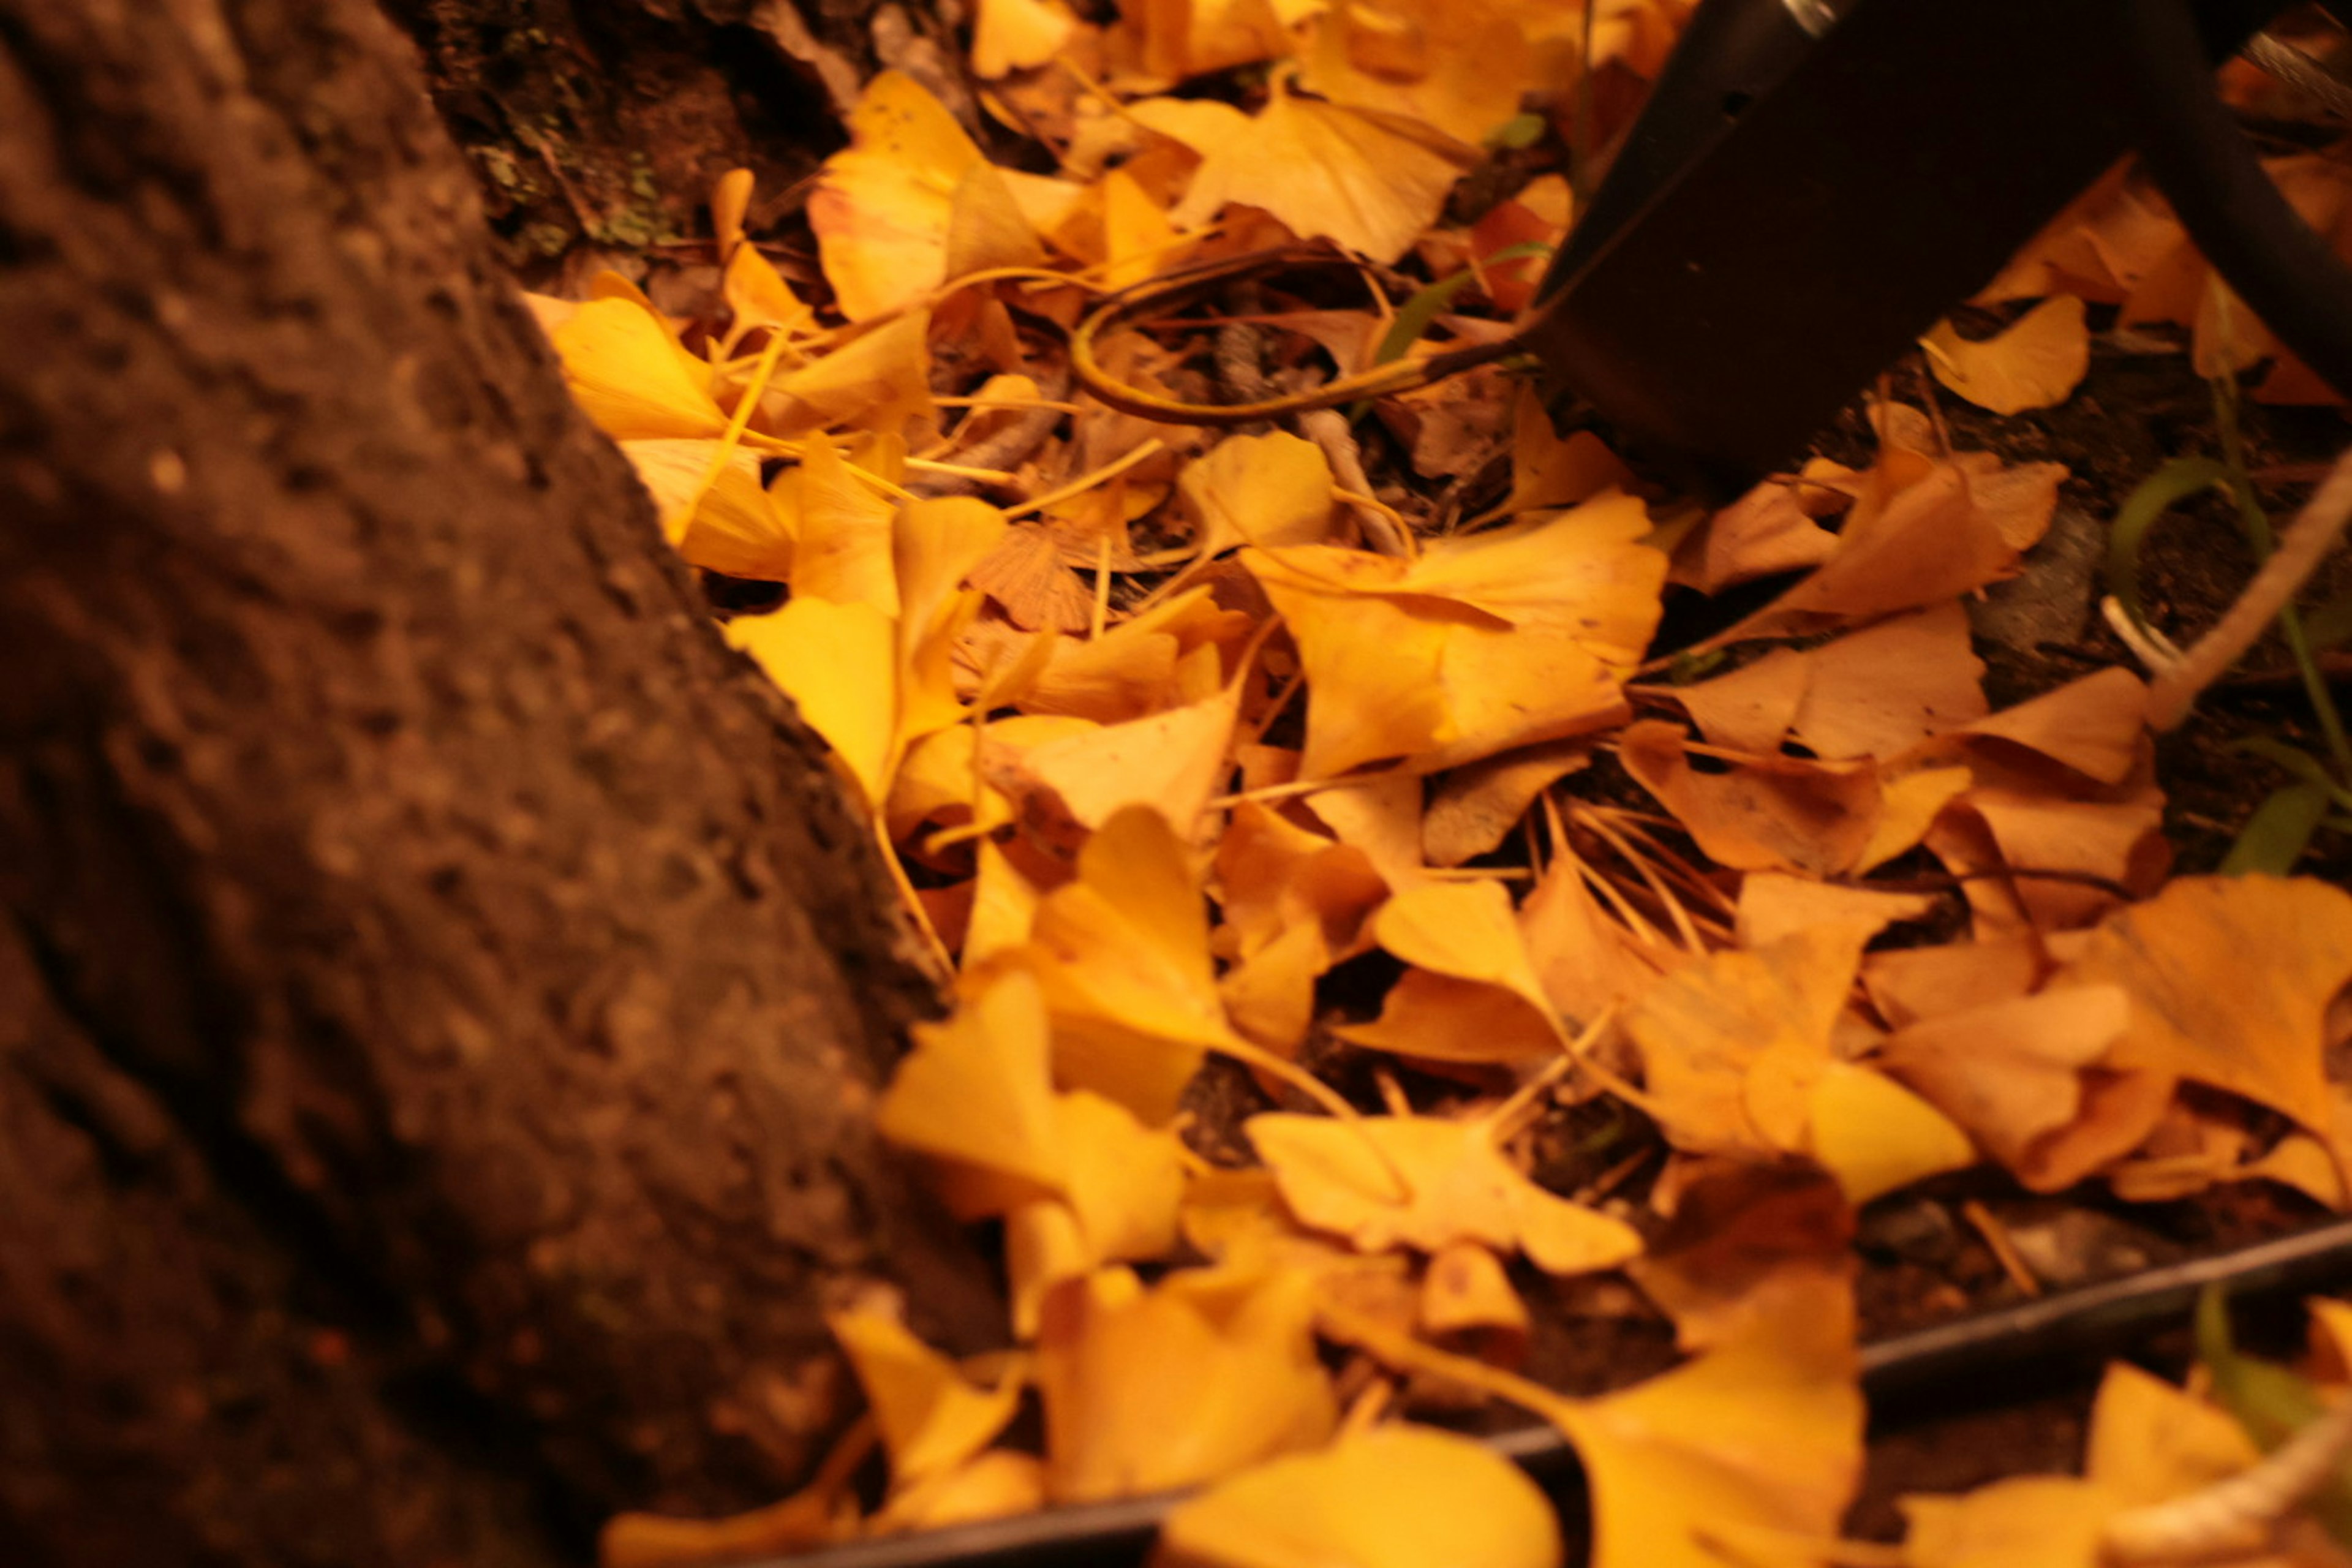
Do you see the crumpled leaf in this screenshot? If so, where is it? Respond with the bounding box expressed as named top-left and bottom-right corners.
top-left (1036, 1266), bottom-right (1338, 1503)
top-left (1921, 296), bottom-right (2092, 416)
top-left (1246, 495), bottom-right (1665, 777)
top-left (1157, 1423), bottom-right (1563, 1568)
top-left (1247, 1109), bottom-right (1643, 1274)
top-left (1134, 78), bottom-right (1473, 263)
top-left (1877, 987), bottom-right (2131, 1186)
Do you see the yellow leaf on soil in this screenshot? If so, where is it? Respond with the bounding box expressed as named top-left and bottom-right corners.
top-left (1036, 1266), bottom-right (1338, 1502)
top-left (1552, 1306), bottom-right (1863, 1568)
top-left (1026, 805), bottom-right (1242, 1121)
top-left (1621, 925), bottom-right (1861, 1159)
top-left (1807, 1061), bottom-right (1979, 1205)
top-left (788, 435), bottom-right (901, 614)
top-left (1792, 601), bottom-right (1988, 760)
top-left (622, 439), bottom-right (796, 579)
top-left (1181, 431), bottom-right (1336, 558)
top-left (1920, 296), bottom-right (2092, 416)
top-left (727, 596), bottom-right (896, 807)
top-left (1158, 1423), bottom-right (1563, 1568)
top-left (1138, 80), bottom-right (1472, 263)
top-left (876, 967), bottom-right (1065, 1215)
top-left (1246, 496), bottom-right (1664, 776)
top-left (827, 1307), bottom-right (1025, 1487)
top-left (1618, 721), bottom-right (1885, 877)
top-left (1247, 1111), bottom-right (1643, 1273)
top-left (1507, 388), bottom-right (1634, 515)
top-left (972, 0), bottom-right (1077, 78)
top-left (2054, 874), bottom-right (2352, 1135)
top-left (1006, 682), bottom-right (1240, 840)
top-left (1877, 987), bottom-right (2129, 1185)
top-left (810, 72), bottom-right (992, 320)
top-left (761, 308), bottom-right (935, 439)
top-left (870, 1449), bottom-right (1046, 1534)
top-left (550, 296), bottom-right (728, 440)
top-left (1675, 647), bottom-right (1811, 756)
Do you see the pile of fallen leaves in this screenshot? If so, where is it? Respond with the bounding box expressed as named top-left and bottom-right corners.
top-left (527, 3), bottom-right (2352, 1566)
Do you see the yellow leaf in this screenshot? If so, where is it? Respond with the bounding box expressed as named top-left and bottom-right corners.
top-left (945, 159), bottom-right (1048, 281)
top-left (1619, 720), bottom-right (1885, 877)
top-left (870, 1449), bottom-right (1045, 1534)
top-left (1125, 0), bottom-right (1292, 82)
top-left (827, 1307), bottom-right (1024, 1487)
top-left (788, 435), bottom-right (900, 614)
top-left (810, 72), bottom-right (989, 320)
top-left (971, 0), bottom-right (1077, 78)
top-left (1422, 1239), bottom-right (1531, 1340)
top-left (1036, 1267), bottom-right (1338, 1502)
top-left (1246, 496), bottom-right (1664, 775)
top-left (1158, 1423), bottom-right (1563, 1568)
top-left (1298, 0), bottom-right (1548, 149)
top-left (1138, 79), bottom-right (1471, 263)
top-left (1627, 1163), bottom-right (1856, 1355)
top-left (761, 308), bottom-right (934, 439)
top-left (2055, 875), bottom-right (2352, 1134)
top-left (1005, 682), bottom-right (1240, 840)
top-left (727, 597), bottom-right (895, 807)
top-left (1247, 1111), bottom-right (1643, 1273)
top-left (965, 837), bottom-right (1041, 970)
top-left (1554, 1316), bottom-right (1863, 1568)
top-left (1336, 970), bottom-right (1564, 1063)
top-left (1054, 1089), bottom-right (1188, 1265)
top-left (1026, 805), bottom-right (1242, 1121)
top-left (1622, 925), bottom-right (1861, 1158)
top-left (875, 967), bottom-right (1065, 1215)
top-left (895, 495), bottom-right (1009, 745)
top-left (1180, 432), bottom-right (1336, 558)
top-left (1899, 1477), bottom-right (2119, 1568)
top-left (1099, 167), bottom-right (1187, 290)
top-left (1006, 1088), bottom-right (1188, 1335)
top-left (1950, 666), bottom-right (2147, 785)
top-left (1369, 880), bottom-right (1558, 1024)
top-left (1735, 874), bottom-right (1936, 951)
top-left (1507, 386), bottom-right (1634, 515)
top-left (549, 297), bottom-right (728, 440)
top-left (1876, 987), bottom-right (2129, 1184)
top-left (1921, 296), bottom-right (2092, 415)
top-left (1806, 1061), bottom-right (1978, 1205)
top-left (1791, 601), bottom-right (1988, 760)
top-left (620, 439), bottom-right (796, 579)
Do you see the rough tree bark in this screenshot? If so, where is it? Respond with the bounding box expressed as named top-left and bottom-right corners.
top-left (0, 2), bottom-right (996, 1564)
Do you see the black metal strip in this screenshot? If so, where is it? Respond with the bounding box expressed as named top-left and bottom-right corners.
top-left (755, 1217), bottom-right (2352, 1568)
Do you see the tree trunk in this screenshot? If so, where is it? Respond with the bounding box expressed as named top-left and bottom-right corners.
top-left (0, 3), bottom-right (995, 1564)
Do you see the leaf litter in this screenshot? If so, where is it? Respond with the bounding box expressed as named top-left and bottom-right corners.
top-left (532, 4), bottom-right (2352, 1566)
